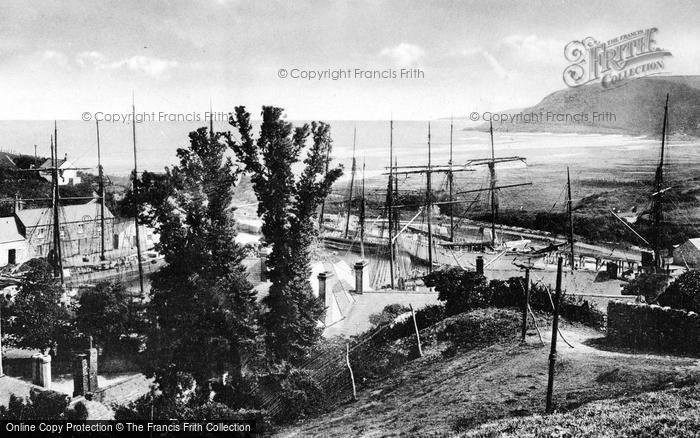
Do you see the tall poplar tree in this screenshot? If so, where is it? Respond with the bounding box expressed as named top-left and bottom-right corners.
top-left (228, 106), bottom-right (343, 364)
top-left (136, 127), bottom-right (259, 384)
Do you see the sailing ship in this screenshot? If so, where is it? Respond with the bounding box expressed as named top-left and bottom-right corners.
top-left (322, 118), bottom-right (533, 289)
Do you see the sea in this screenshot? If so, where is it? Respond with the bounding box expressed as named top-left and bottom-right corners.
top-left (0, 119), bottom-right (698, 211)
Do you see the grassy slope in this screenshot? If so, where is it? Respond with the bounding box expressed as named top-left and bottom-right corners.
top-left (465, 384), bottom-right (700, 437)
top-left (278, 308), bottom-right (700, 437)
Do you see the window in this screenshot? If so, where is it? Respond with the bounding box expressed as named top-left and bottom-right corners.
top-left (77, 224), bottom-right (84, 234)
top-left (59, 226), bottom-right (66, 239)
top-left (36, 227), bottom-right (45, 239)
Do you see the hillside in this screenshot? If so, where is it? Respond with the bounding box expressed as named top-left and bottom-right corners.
top-left (470, 76), bottom-right (700, 137)
top-left (278, 308), bottom-right (700, 437)
top-left (465, 384), bottom-right (700, 437)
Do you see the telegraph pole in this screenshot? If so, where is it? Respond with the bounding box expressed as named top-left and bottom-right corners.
top-left (546, 257), bottom-right (564, 413)
top-left (521, 268), bottom-right (530, 343)
top-left (449, 116), bottom-right (454, 242)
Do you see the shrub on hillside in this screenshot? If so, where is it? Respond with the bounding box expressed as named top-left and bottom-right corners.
top-left (622, 272), bottom-right (669, 302)
top-left (425, 269), bottom-right (605, 328)
top-left (436, 309), bottom-right (521, 348)
top-left (369, 304), bottom-right (410, 327)
top-left (275, 368), bottom-right (326, 423)
top-left (424, 268), bottom-right (491, 315)
top-left (658, 270), bottom-right (700, 313)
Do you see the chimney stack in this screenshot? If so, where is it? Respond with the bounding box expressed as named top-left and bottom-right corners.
top-left (317, 271), bottom-right (333, 304)
top-left (354, 260), bottom-right (369, 294)
top-left (31, 354), bottom-right (52, 390)
top-left (476, 256), bottom-right (484, 275)
top-left (72, 337), bottom-right (99, 397)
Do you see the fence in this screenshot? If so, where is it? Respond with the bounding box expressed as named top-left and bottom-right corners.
top-left (607, 300), bottom-right (700, 355)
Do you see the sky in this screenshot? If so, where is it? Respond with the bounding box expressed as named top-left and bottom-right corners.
top-left (0, 0), bottom-right (699, 120)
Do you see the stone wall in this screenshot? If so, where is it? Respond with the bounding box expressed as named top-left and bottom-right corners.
top-left (91, 374), bottom-right (152, 406)
top-left (606, 300), bottom-right (700, 355)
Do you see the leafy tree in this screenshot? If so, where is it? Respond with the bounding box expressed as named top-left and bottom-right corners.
top-left (658, 270), bottom-right (700, 313)
top-left (133, 126), bottom-right (259, 384)
top-left (228, 106), bottom-right (343, 364)
top-left (4, 259), bottom-right (76, 357)
top-left (75, 281), bottom-right (133, 353)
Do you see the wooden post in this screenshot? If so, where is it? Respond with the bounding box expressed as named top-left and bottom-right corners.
top-left (346, 343), bottom-right (357, 401)
top-left (546, 257), bottom-right (563, 413)
top-left (409, 304), bottom-right (423, 357)
top-left (521, 268), bottom-right (530, 343)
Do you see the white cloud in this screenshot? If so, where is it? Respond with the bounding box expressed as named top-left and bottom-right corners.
top-left (116, 55), bottom-right (179, 77)
top-left (75, 52), bottom-right (178, 77)
top-left (41, 50), bottom-right (69, 66)
top-left (76, 51), bottom-right (108, 68)
top-left (380, 43), bottom-right (425, 67)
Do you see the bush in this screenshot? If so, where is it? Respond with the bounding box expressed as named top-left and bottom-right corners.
top-left (622, 273), bottom-right (669, 302)
top-left (424, 268), bottom-right (491, 315)
top-left (414, 304), bottom-right (447, 329)
top-left (436, 309), bottom-right (521, 348)
top-left (274, 368), bottom-right (325, 423)
top-left (0, 389), bottom-right (70, 420)
top-left (368, 304), bottom-right (410, 327)
top-left (658, 270), bottom-right (700, 313)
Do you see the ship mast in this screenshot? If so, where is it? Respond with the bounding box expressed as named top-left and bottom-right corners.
top-left (50, 127), bottom-right (64, 284)
top-left (360, 160), bottom-right (366, 260)
top-left (567, 167), bottom-right (575, 271)
top-left (387, 120), bottom-right (395, 288)
top-left (131, 96), bottom-right (145, 297)
top-left (489, 120), bottom-right (498, 247)
top-left (344, 127), bottom-right (357, 239)
top-left (96, 120), bottom-right (106, 261)
top-left (318, 143), bottom-right (331, 229)
top-left (426, 122), bottom-right (433, 273)
top-left (652, 94), bottom-right (669, 270)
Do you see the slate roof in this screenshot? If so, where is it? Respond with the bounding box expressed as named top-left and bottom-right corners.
top-left (39, 158), bottom-right (68, 169)
top-left (683, 238), bottom-right (700, 250)
top-left (15, 203), bottom-right (114, 228)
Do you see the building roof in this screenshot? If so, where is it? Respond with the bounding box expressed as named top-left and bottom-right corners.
top-left (39, 158), bottom-right (68, 169)
top-left (15, 203), bottom-right (114, 228)
top-left (0, 375), bottom-right (46, 407)
top-left (0, 216), bottom-right (25, 244)
top-left (682, 238), bottom-right (700, 250)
